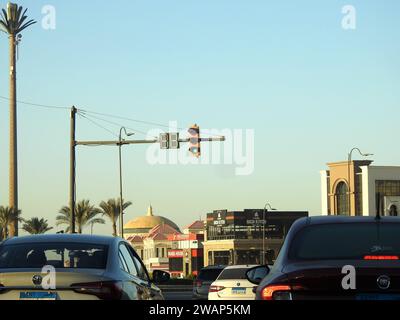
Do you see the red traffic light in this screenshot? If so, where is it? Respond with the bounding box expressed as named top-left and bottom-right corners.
top-left (188, 124), bottom-right (201, 158)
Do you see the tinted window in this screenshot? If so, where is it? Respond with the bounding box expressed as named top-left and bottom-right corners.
top-left (132, 255), bottom-right (148, 281)
top-left (289, 223), bottom-right (400, 260)
top-left (119, 244), bottom-right (138, 277)
top-left (0, 243), bottom-right (108, 269)
top-left (198, 269), bottom-right (224, 281)
top-left (218, 268), bottom-right (249, 280)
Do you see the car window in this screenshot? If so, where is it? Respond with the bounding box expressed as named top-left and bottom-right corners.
top-left (118, 251), bottom-right (129, 272)
top-left (198, 269), bottom-right (224, 281)
top-left (128, 246), bottom-right (149, 282)
top-left (217, 268), bottom-right (249, 280)
top-left (0, 243), bottom-right (108, 269)
top-left (289, 223), bottom-right (400, 260)
top-left (119, 244), bottom-right (138, 277)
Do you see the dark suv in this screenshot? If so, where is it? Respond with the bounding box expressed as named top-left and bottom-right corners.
top-left (247, 216), bottom-right (400, 300)
top-left (193, 265), bottom-right (226, 300)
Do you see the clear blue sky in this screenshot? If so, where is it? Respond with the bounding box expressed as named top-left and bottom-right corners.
top-left (0, 0), bottom-right (399, 235)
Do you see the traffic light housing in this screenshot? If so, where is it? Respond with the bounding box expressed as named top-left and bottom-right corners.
top-left (188, 124), bottom-right (201, 158)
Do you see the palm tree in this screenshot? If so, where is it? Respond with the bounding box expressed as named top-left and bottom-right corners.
top-left (56, 200), bottom-right (105, 234)
top-left (22, 217), bottom-right (53, 235)
top-left (0, 206), bottom-right (21, 240)
top-left (0, 3), bottom-right (36, 237)
top-left (99, 198), bottom-right (132, 236)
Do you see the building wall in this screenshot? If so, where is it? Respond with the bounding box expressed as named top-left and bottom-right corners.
top-left (361, 166), bottom-right (400, 216)
top-left (203, 239), bottom-right (283, 266)
top-left (323, 161), bottom-right (373, 216)
top-left (320, 170), bottom-right (329, 215)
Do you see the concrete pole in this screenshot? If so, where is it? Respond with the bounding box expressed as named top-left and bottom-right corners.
top-left (70, 107), bottom-right (77, 234)
top-left (9, 33), bottom-right (18, 237)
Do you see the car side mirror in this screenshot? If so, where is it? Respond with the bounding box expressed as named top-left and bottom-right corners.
top-left (152, 270), bottom-right (170, 284)
top-left (246, 265), bottom-right (270, 285)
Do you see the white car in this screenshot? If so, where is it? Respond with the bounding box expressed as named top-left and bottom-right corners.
top-left (208, 265), bottom-right (260, 300)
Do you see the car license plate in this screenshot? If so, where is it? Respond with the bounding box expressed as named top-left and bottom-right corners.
top-left (19, 292), bottom-right (57, 300)
top-left (356, 294), bottom-right (400, 301)
top-left (232, 288), bottom-right (246, 295)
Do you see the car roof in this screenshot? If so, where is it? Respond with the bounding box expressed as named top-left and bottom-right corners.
top-left (2, 234), bottom-right (120, 246)
top-left (201, 265), bottom-right (226, 270)
top-left (299, 216), bottom-right (400, 226)
top-left (223, 265), bottom-right (258, 269)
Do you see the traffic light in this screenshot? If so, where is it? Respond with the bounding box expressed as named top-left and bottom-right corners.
top-left (160, 133), bottom-right (169, 150)
top-left (188, 124), bottom-right (201, 158)
top-left (169, 132), bottom-right (180, 149)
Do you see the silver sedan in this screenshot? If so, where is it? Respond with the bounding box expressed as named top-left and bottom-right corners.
top-left (0, 234), bottom-right (169, 300)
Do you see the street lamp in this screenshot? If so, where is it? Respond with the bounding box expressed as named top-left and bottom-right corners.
top-left (119, 127), bottom-right (134, 238)
top-left (262, 203), bottom-right (276, 265)
top-left (347, 148), bottom-right (373, 216)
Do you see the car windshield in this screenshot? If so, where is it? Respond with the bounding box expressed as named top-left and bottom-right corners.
top-left (289, 223), bottom-right (400, 260)
top-left (217, 268), bottom-right (249, 280)
top-left (0, 242), bottom-right (108, 269)
top-left (198, 269), bottom-right (224, 281)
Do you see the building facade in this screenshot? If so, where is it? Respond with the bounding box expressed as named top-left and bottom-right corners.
top-left (168, 233), bottom-right (205, 278)
top-left (321, 161), bottom-right (400, 216)
top-left (203, 209), bottom-right (308, 266)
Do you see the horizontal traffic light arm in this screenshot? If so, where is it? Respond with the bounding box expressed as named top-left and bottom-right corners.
top-left (76, 136), bottom-right (225, 146)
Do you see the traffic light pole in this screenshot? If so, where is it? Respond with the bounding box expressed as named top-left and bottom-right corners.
top-left (76, 137), bottom-right (225, 147)
top-left (70, 110), bottom-right (225, 237)
top-left (69, 107), bottom-right (77, 234)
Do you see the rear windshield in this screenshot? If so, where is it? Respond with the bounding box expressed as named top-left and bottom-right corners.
top-left (289, 223), bottom-right (400, 260)
top-left (218, 268), bottom-right (249, 280)
top-left (0, 242), bottom-right (108, 269)
top-left (198, 268), bottom-right (224, 281)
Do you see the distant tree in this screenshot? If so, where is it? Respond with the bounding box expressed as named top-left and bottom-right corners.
top-left (56, 200), bottom-right (105, 234)
top-left (22, 217), bottom-right (53, 235)
top-left (0, 206), bottom-right (22, 240)
top-left (0, 3), bottom-right (36, 237)
top-left (99, 198), bottom-right (132, 236)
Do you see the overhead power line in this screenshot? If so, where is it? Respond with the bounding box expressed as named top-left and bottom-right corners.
top-left (77, 111), bottom-right (119, 139)
top-left (78, 110), bottom-right (157, 139)
top-left (0, 94), bottom-right (224, 139)
top-left (0, 95), bottom-right (70, 110)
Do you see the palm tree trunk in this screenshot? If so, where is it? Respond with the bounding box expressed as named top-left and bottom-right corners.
top-left (9, 34), bottom-right (18, 238)
top-left (112, 222), bottom-right (117, 237)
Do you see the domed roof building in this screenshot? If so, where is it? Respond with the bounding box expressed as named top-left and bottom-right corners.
top-left (123, 206), bottom-right (181, 237)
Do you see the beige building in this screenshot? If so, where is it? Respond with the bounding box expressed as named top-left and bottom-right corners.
top-left (124, 206), bottom-right (182, 272)
top-left (321, 161), bottom-right (400, 216)
top-left (123, 205), bottom-right (180, 238)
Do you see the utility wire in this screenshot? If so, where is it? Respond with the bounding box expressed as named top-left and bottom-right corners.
top-left (80, 108), bottom-right (224, 139)
top-left (0, 95), bottom-right (70, 110)
top-left (0, 94), bottom-right (224, 138)
top-left (78, 110), bottom-right (158, 139)
top-left (77, 111), bottom-right (119, 139)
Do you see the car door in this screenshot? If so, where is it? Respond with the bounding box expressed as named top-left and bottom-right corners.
top-left (127, 246), bottom-right (163, 300)
top-left (118, 243), bottom-right (150, 300)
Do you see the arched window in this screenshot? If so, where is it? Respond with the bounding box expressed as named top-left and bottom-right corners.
top-left (336, 182), bottom-right (349, 216)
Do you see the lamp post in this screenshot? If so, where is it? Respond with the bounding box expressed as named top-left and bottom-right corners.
top-left (347, 148), bottom-right (373, 216)
top-left (262, 203), bottom-right (276, 265)
top-left (119, 127), bottom-right (134, 238)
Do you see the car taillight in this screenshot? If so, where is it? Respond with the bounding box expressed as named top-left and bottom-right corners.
top-left (364, 255), bottom-right (399, 260)
top-left (209, 285), bottom-right (225, 293)
top-left (71, 281), bottom-right (123, 300)
top-left (261, 285), bottom-right (292, 301)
